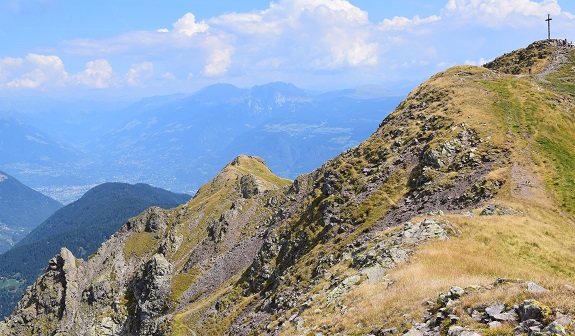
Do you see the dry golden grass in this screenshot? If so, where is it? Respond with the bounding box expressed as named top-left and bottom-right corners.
top-left (289, 202), bottom-right (575, 334)
top-left (277, 64), bottom-right (575, 335)
top-left (174, 56), bottom-right (575, 335)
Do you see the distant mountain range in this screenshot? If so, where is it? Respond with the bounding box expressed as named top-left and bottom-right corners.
top-left (1, 82), bottom-right (403, 203)
top-left (0, 182), bottom-right (190, 318)
top-left (0, 170), bottom-right (62, 253)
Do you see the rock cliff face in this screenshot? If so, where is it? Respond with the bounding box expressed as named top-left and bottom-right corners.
top-left (2, 40), bottom-right (575, 335)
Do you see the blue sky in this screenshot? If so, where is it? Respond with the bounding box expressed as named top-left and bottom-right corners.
top-left (0, 0), bottom-right (574, 98)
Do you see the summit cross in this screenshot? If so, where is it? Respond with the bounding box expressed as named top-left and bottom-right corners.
top-left (546, 14), bottom-right (552, 40)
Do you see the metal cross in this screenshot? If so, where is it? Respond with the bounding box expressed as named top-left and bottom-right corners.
top-left (546, 14), bottom-right (552, 40)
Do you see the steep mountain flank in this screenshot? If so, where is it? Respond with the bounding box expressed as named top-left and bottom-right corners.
top-left (0, 170), bottom-right (62, 252)
top-left (2, 40), bottom-right (575, 335)
top-left (0, 183), bottom-right (190, 319)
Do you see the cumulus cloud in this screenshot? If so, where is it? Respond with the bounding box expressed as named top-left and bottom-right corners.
top-left (11, 0), bottom-right (567, 93)
top-left (2, 0), bottom-right (443, 92)
top-left (0, 57), bottom-right (24, 80)
top-left (73, 59), bottom-right (113, 88)
top-left (442, 0), bottom-right (563, 27)
top-left (209, 0), bottom-right (379, 70)
top-left (173, 13), bottom-right (209, 36)
top-left (203, 48), bottom-right (233, 76)
top-left (380, 15), bottom-right (441, 31)
top-left (0, 54), bottom-right (67, 89)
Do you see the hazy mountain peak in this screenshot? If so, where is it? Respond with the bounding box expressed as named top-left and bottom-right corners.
top-left (250, 81), bottom-right (307, 97)
top-left (190, 83), bottom-right (246, 103)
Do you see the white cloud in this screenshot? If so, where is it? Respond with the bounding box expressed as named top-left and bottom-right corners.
top-left (126, 62), bottom-right (154, 87)
top-left (443, 0), bottom-right (562, 27)
top-left (203, 48), bottom-right (233, 76)
top-left (173, 13), bottom-right (209, 36)
top-left (380, 15), bottom-right (441, 31)
top-left (11, 0), bottom-right (560, 94)
top-left (1, 54), bottom-right (67, 89)
top-left (162, 72), bottom-right (176, 80)
top-left (73, 59), bottom-right (113, 89)
top-left (0, 56), bottom-right (24, 80)
top-left (47, 0), bottom-right (384, 90)
top-left (223, 0), bottom-right (378, 69)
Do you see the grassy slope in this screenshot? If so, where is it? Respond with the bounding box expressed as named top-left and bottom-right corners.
top-left (165, 47), bottom-right (575, 335)
top-left (284, 50), bottom-right (575, 334)
top-left (115, 155), bottom-right (293, 335)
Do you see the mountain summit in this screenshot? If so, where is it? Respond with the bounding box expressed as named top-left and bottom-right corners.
top-left (2, 40), bottom-right (575, 335)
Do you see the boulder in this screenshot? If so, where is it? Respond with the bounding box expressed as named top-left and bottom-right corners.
top-left (537, 321), bottom-right (567, 336)
top-left (527, 282), bottom-right (549, 294)
top-left (517, 300), bottom-right (545, 322)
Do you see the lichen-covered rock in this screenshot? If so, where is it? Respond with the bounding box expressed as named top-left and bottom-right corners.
top-left (536, 321), bottom-right (567, 336)
top-left (518, 300), bottom-right (550, 322)
top-left (0, 248), bottom-right (79, 336)
top-left (128, 207), bottom-right (169, 235)
top-left (240, 174), bottom-right (264, 198)
top-left (127, 254), bottom-right (174, 335)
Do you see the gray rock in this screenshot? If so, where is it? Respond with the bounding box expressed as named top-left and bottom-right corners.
top-left (485, 303), bottom-right (505, 317)
top-left (492, 312), bottom-right (517, 322)
top-left (371, 327), bottom-right (397, 336)
top-left (554, 312), bottom-right (573, 326)
top-left (449, 286), bottom-right (465, 298)
top-left (447, 326), bottom-right (465, 336)
top-left (488, 321), bottom-right (502, 328)
top-left (514, 319), bottom-right (543, 334)
top-left (326, 275), bottom-right (361, 305)
top-left (128, 254), bottom-right (174, 334)
top-left (403, 327), bottom-right (423, 336)
top-left (240, 174), bottom-right (264, 198)
top-left (362, 264), bottom-right (386, 281)
top-left (527, 282), bottom-right (549, 294)
top-left (538, 321), bottom-right (567, 336)
top-left (517, 300), bottom-right (544, 322)
top-left (471, 310), bottom-right (484, 322)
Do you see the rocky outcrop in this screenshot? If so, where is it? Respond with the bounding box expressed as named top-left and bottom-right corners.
top-left (408, 279), bottom-right (573, 336)
top-left (0, 248), bottom-right (78, 335)
top-left (126, 254), bottom-right (173, 335)
top-left (484, 39), bottom-right (574, 75)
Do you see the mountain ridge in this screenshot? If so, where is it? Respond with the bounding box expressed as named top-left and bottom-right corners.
top-left (0, 182), bottom-right (191, 318)
top-left (0, 170), bottom-right (62, 253)
top-left (1, 40), bottom-right (574, 335)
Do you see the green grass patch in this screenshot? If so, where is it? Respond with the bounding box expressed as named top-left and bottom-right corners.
top-left (545, 50), bottom-right (575, 95)
top-left (123, 231), bottom-right (158, 258)
top-left (537, 136), bottom-right (575, 215)
top-left (0, 278), bottom-right (23, 289)
top-left (171, 267), bottom-right (202, 303)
